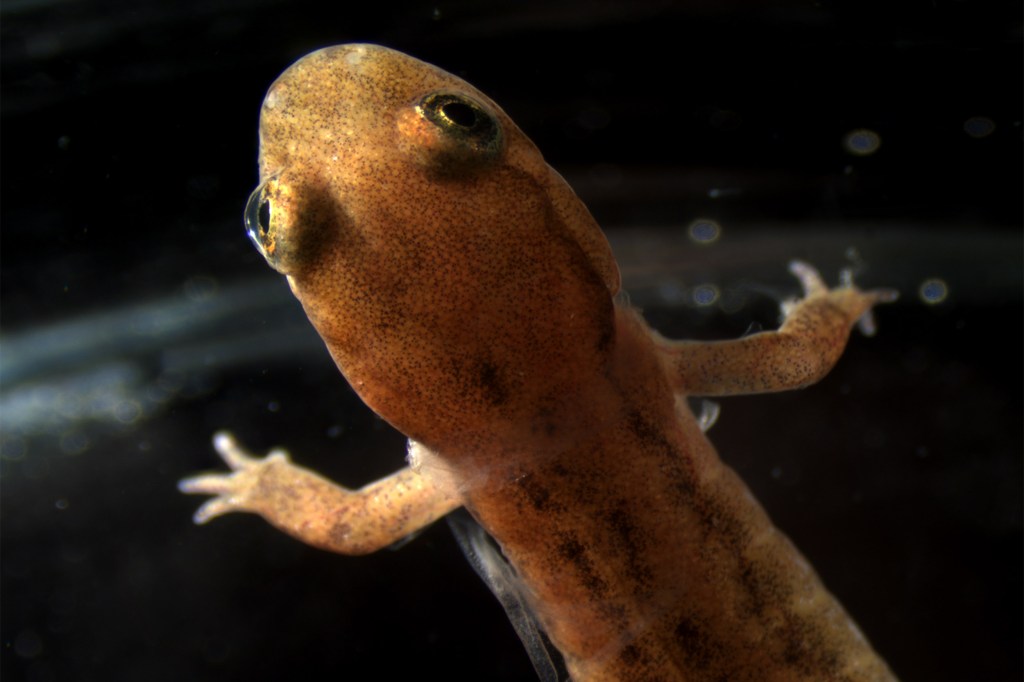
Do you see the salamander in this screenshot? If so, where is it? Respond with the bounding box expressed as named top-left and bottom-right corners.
top-left (180, 43), bottom-right (898, 681)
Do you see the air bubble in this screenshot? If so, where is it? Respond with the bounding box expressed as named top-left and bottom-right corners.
top-left (918, 278), bottom-right (948, 305)
top-left (687, 219), bottom-right (721, 245)
top-left (842, 129), bottom-right (881, 156)
top-left (692, 284), bottom-right (720, 307)
top-left (963, 116), bottom-right (995, 139)
top-left (113, 400), bottom-right (142, 424)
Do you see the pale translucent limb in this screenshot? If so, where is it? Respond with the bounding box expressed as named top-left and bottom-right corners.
top-left (696, 400), bottom-right (721, 432)
top-left (448, 512), bottom-right (562, 682)
top-left (179, 432), bottom-right (461, 555)
top-left (656, 261), bottom-right (898, 397)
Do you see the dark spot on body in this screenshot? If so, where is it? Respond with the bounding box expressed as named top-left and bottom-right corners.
top-left (626, 408), bottom-right (656, 441)
top-left (627, 409), bottom-right (696, 502)
top-left (671, 476), bottom-right (696, 503)
top-left (738, 561), bottom-right (772, 617)
top-left (605, 505), bottom-right (653, 590)
top-left (555, 533), bottom-right (608, 598)
top-left (516, 470), bottom-right (560, 512)
top-left (599, 602), bottom-right (630, 631)
top-left (619, 642), bottom-right (642, 665)
top-left (475, 359), bottom-right (508, 406)
top-left (736, 556), bottom-right (796, 628)
top-left (777, 614), bottom-right (842, 675)
top-left (530, 405), bottom-right (559, 438)
top-left (689, 490), bottom-right (748, 553)
top-left (674, 615), bottom-right (723, 671)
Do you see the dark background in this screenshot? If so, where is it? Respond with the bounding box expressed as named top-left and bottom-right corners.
top-left (2, 1), bottom-right (1021, 680)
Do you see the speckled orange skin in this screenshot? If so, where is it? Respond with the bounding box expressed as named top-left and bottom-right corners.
top-left (181, 44), bottom-right (898, 681)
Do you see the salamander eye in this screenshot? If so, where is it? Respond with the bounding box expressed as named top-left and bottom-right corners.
top-left (243, 176), bottom-right (290, 273)
top-left (417, 92), bottom-right (503, 160)
top-left (244, 182), bottom-right (273, 257)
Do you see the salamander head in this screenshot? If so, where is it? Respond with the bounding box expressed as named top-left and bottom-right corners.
top-left (244, 44), bottom-right (620, 446)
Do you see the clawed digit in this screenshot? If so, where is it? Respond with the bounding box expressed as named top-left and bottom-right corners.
top-left (178, 432), bottom-right (291, 524)
top-left (783, 260), bottom-right (899, 336)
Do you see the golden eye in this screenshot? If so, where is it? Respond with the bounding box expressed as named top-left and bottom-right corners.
top-left (244, 181), bottom-right (274, 258)
top-left (418, 92), bottom-right (503, 158)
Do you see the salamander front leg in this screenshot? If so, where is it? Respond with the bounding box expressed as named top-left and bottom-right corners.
top-left (656, 261), bottom-right (898, 397)
top-left (179, 432), bottom-right (461, 555)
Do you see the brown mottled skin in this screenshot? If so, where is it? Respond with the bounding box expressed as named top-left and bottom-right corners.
top-left (180, 44), bottom-right (899, 681)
